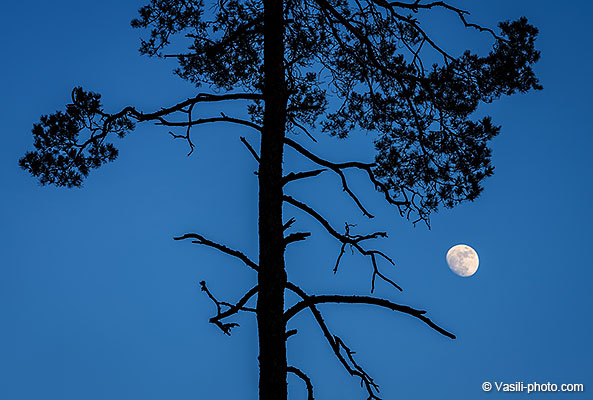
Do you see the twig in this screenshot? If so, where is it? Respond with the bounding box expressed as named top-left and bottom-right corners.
top-left (200, 281), bottom-right (258, 335)
top-left (283, 195), bottom-right (401, 292)
top-left (240, 136), bottom-right (261, 162)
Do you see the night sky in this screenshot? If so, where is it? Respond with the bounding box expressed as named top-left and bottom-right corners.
top-left (1, 1), bottom-right (592, 399)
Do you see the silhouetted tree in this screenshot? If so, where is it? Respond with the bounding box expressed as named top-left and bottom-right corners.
top-left (20, 0), bottom-right (540, 398)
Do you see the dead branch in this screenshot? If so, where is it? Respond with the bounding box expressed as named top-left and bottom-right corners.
top-left (174, 233), bottom-right (259, 272)
top-left (200, 281), bottom-right (258, 335)
top-left (240, 136), bottom-right (261, 163)
top-left (286, 282), bottom-right (381, 399)
top-left (282, 169), bottom-right (326, 185)
top-left (285, 293), bottom-right (455, 339)
top-left (154, 115), bottom-right (262, 132)
top-left (288, 115), bottom-right (318, 143)
top-left (284, 232), bottom-right (312, 245)
top-left (286, 329), bottom-right (298, 339)
top-left (283, 217), bottom-right (297, 231)
top-left (283, 195), bottom-right (401, 292)
top-left (284, 138), bottom-right (408, 216)
top-left (288, 366), bottom-right (315, 400)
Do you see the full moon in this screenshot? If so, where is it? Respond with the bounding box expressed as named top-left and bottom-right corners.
top-left (446, 244), bottom-right (479, 277)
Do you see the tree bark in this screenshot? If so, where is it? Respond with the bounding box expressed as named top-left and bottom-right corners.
top-left (257, 0), bottom-right (288, 398)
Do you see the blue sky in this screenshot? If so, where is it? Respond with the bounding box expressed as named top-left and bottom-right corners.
top-left (1, 1), bottom-right (592, 399)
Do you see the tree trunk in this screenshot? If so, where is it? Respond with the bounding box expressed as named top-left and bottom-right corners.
top-left (257, 0), bottom-right (287, 398)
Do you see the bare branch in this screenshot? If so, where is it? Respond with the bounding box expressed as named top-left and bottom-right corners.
top-left (284, 195), bottom-right (355, 243)
top-left (174, 233), bottom-right (259, 272)
top-left (284, 138), bottom-right (373, 171)
top-left (285, 232), bottom-right (312, 245)
top-left (67, 92), bottom-right (263, 172)
top-left (240, 136), bottom-right (261, 163)
top-left (283, 195), bottom-right (401, 292)
top-left (286, 329), bottom-right (298, 339)
top-left (200, 281), bottom-right (258, 335)
top-left (155, 115), bottom-right (262, 132)
top-left (288, 115), bottom-right (318, 143)
top-left (168, 130), bottom-right (194, 156)
top-left (286, 283), bottom-right (381, 399)
top-left (100, 92), bottom-right (262, 126)
top-left (285, 293), bottom-right (455, 339)
top-left (168, 99), bottom-right (196, 155)
top-left (333, 336), bottom-right (379, 397)
top-left (284, 138), bottom-right (408, 216)
top-left (288, 366), bottom-right (315, 400)
top-left (283, 217), bottom-right (297, 231)
top-left (282, 168), bottom-right (326, 185)
top-left (333, 243), bottom-right (347, 273)
top-left (285, 138), bottom-right (374, 217)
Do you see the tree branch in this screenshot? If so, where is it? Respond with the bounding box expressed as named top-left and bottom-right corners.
top-left (288, 115), bottom-right (318, 143)
top-left (282, 168), bottom-right (326, 185)
top-left (284, 138), bottom-right (408, 216)
top-left (286, 329), bottom-right (298, 339)
top-left (312, 0), bottom-right (421, 85)
top-left (167, 101), bottom-right (197, 156)
top-left (283, 217), bottom-right (297, 231)
top-left (240, 136), bottom-right (261, 163)
top-left (286, 137), bottom-right (374, 217)
top-left (200, 281), bottom-right (258, 335)
top-left (174, 233), bottom-right (259, 272)
top-left (288, 366), bottom-right (315, 400)
top-left (385, 1), bottom-right (499, 39)
top-left (286, 282), bottom-right (381, 399)
top-left (98, 92), bottom-right (262, 130)
top-left (284, 232), bottom-right (312, 245)
top-left (283, 195), bottom-right (401, 292)
top-left (154, 115), bottom-right (262, 132)
top-left (69, 92), bottom-right (262, 171)
top-left (120, 91), bottom-right (260, 114)
top-left (285, 293), bottom-right (455, 339)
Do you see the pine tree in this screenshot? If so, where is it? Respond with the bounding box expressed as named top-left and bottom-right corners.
top-left (20, 1), bottom-right (540, 398)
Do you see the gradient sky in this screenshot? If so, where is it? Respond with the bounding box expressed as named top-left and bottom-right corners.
top-left (1, 1), bottom-right (592, 399)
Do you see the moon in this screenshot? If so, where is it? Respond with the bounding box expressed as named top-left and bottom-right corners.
top-left (446, 244), bottom-right (479, 277)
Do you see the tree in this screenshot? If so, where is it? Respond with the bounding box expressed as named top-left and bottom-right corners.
top-left (20, 0), bottom-right (540, 398)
